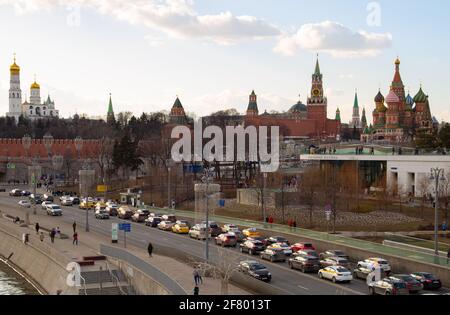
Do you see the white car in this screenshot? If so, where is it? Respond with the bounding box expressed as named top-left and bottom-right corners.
top-left (357, 258), bottom-right (391, 273)
top-left (318, 266), bottom-right (353, 283)
top-left (95, 209), bottom-right (110, 220)
top-left (41, 201), bottom-right (53, 209)
top-left (18, 200), bottom-right (31, 208)
top-left (267, 243), bottom-right (293, 256)
top-left (46, 204), bottom-right (63, 216)
top-left (222, 224), bottom-right (239, 233)
top-left (60, 197), bottom-right (73, 206)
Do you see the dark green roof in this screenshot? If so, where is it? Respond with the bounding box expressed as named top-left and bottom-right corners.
top-left (414, 87), bottom-right (427, 103)
top-left (290, 101), bottom-right (307, 112)
top-left (353, 92), bottom-right (359, 109)
top-left (107, 95), bottom-right (114, 114)
top-left (173, 97), bottom-right (184, 109)
top-left (314, 57), bottom-right (321, 76)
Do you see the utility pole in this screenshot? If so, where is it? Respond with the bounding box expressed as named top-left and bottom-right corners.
top-left (431, 168), bottom-right (445, 256)
top-left (202, 169), bottom-right (214, 263)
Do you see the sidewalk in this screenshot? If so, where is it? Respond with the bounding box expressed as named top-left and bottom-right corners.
top-left (0, 203), bottom-right (249, 295)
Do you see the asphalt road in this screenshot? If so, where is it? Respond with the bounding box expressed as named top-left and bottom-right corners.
top-left (5, 191), bottom-right (448, 296)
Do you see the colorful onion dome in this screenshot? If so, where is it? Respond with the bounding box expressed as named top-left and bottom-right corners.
top-left (374, 90), bottom-right (385, 103)
top-left (385, 90), bottom-right (400, 103)
top-left (414, 87), bottom-right (427, 103)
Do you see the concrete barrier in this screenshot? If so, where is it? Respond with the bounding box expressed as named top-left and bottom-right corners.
top-left (100, 244), bottom-right (185, 295)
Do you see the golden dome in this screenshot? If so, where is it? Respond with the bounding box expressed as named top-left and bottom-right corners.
top-left (395, 57), bottom-right (400, 65)
top-left (31, 81), bottom-right (40, 89)
top-left (10, 61), bottom-right (20, 74)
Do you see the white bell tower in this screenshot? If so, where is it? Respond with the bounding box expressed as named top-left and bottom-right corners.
top-left (7, 54), bottom-right (22, 121)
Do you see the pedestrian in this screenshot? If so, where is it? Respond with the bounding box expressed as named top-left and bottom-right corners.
top-left (35, 223), bottom-right (40, 235)
top-left (56, 227), bottom-right (61, 238)
top-left (50, 229), bottom-right (56, 243)
top-left (293, 220), bottom-right (297, 229)
top-left (287, 219), bottom-right (292, 227)
top-left (193, 286), bottom-right (199, 295)
top-left (392, 147), bottom-right (395, 155)
top-left (147, 242), bottom-right (153, 257)
top-left (193, 268), bottom-right (200, 285)
top-left (72, 221), bottom-right (77, 233)
top-left (269, 216), bottom-right (274, 225)
top-left (73, 232), bottom-right (78, 245)
top-left (39, 232), bottom-right (44, 242)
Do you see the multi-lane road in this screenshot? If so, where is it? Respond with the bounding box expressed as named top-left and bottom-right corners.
top-left (1, 191), bottom-right (447, 295)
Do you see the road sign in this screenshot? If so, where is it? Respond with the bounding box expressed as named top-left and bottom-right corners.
top-left (97, 185), bottom-right (108, 193)
top-left (7, 163), bottom-right (15, 170)
top-left (119, 223), bottom-right (131, 232)
top-left (111, 223), bottom-right (118, 244)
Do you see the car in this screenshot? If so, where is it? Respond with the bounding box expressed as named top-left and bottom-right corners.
top-left (21, 190), bottom-right (31, 197)
top-left (95, 209), bottom-right (110, 220)
top-left (291, 242), bottom-right (315, 252)
top-left (265, 236), bottom-right (290, 246)
top-left (239, 240), bottom-right (266, 255)
top-left (29, 194), bottom-right (43, 204)
top-left (175, 220), bottom-right (191, 229)
top-left (105, 204), bottom-right (118, 216)
top-left (202, 221), bottom-right (222, 237)
top-left (242, 228), bottom-right (262, 238)
top-left (228, 230), bottom-right (245, 243)
top-left (353, 267), bottom-right (387, 281)
top-left (162, 214), bottom-right (177, 223)
top-left (319, 250), bottom-right (349, 260)
top-left (145, 216), bottom-right (162, 228)
top-left (215, 233), bottom-right (238, 247)
top-left (222, 224), bottom-right (239, 233)
top-left (41, 201), bottom-right (53, 209)
top-left (410, 272), bottom-right (442, 290)
top-left (131, 211), bottom-right (148, 223)
top-left (95, 202), bottom-right (107, 211)
top-left (318, 266), bottom-right (353, 283)
top-left (79, 199), bottom-right (95, 210)
top-left (260, 248), bottom-right (286, 263)
top-left (18, 200), bottom-right (31, 208)
top-left (43, 194), bottom-right (54, 202)
top-left (158, 221), bottom-right (175, 231)
top-left (60, 197), bottom-right (73, 206)
top-left (357, 258), bottom-right (391, 273)
top-left (9, 189), bottom-right (22, 197)
top-left (267, 243), bottom-right (293, 256)
top-left (289, 255), bottom-right (321, 273)
top-left (59, 195), bottom-right (71, 202)
top-left (189, 224), bottom-right (210, 240)
top-left (117, 206), bottom-right (133, 219)
top-left (172, 223), bottom-right (190, 234)
top-left (390, 274), bottom-right (423, 293)
top-left (293, 249), bottom-right (319, 258)
top-left (46, 204), bottom-right (63, 216)
top-left (70, 196), bottom-right (80, 205)
top-left (319, 257), bottom-right (351, 269)
top-left (238, 261), bottom-right (271, 282)
top-left (244, 236), bottom-right (268, 246)
top-left (0, 188), bottom-right (6, 192)
top-left (368, 277), bottom-right (409, 295)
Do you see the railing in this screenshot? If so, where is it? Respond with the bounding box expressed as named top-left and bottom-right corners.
top-left (79, 273), bottom-right (87, 296)
top-left (104, 260), bottom-right (127, 296)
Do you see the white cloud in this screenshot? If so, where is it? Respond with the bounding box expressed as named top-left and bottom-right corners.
top-left (0, 0), bottom-right (280, 45)
top-left (274, 21), bottom-right (392, 58)
top-left (325, 88), bottom-right (345, 97)
top-left (339, 74), bottom-right (354, 79)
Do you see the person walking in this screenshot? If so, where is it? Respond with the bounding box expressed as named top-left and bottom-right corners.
top-left (193, 268), bottom-right (200, 285)
top-left (73, 232), bottom-right (78, 245)
top-left (72, 221), bottom-right (77, 234)
top-left (35, 223), bottom-right (40, 235)
top-left (56, 227), bottom-right (61, 239)
top-left (50, 229), bottom-right (56, 244)
top-left (39, 232), bottom-right (44, 242)
top-left (147, 242), bottom-right (153, 257)
top-left (193, 286), bottom-right (199, 295)
top-left (293, 220), bottom-right (297, 229)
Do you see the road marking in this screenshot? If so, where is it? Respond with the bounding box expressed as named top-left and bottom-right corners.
top-left (297, 284), bottom-right (310, 291)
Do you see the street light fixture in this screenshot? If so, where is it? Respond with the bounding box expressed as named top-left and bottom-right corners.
top-left (201, 168), bottom-right (214, 262)
top-left (430, 168), bottom-right (446, 256)
top-left (22, 135), bottom-right (34, 222)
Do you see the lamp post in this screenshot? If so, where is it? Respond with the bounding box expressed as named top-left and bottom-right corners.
top-left (430, 168), bottom-right (446, 256)
top-left (43, 133), bottom-right (54, 186)
top-left (22, 135), bottom-right (33, 221)
top-left (167, 159), bottom-right (174, 210)
top-left (201, 169), bottom-right (214, 262)
top-left (262, 172), bottom-right (267, 224)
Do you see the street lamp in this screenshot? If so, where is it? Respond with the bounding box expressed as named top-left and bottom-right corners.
top-left (167, 159), bottom-right (174, 210)
top-left (22, 135), bottom-right (34, 221)
top-left (430, 168), bottom-right (446, 256)
top-left (201, 168), bottom-right (214, 262)
top-left (74, 136), bottom-right (83, 159)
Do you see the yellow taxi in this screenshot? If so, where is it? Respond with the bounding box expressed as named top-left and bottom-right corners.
top-left (79, 199), bottom-right (96, 210)
top-left (95, 202), bottom-right (107, 210)
top-left (172, 223), bottom-right (190, 234)
top-left (243, 228), bottom-right (262, 238)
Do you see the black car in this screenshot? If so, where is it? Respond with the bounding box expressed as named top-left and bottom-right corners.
top-left (239, 261), bottom-right (271, 282)
top-left (21, 190), bottom-right (31, 197)
top-left (319, 250), bottom-right (349, 260)
top-left (30, 194), bottom-right (43, 204)
top-left (289, 255), bottom-right (320, 273)
top-left (71, 197), bottom-right (81, 205)
top-left (43, 194), bottom-right (54, 202)
top-left (265, 236), bottom-right (290, 246)
top-left (410, 272), bottom-right (442, 290)
top-left (239, 240), bottom-right (266, 255)
top-left (145, 217), bottom-right (162, 228)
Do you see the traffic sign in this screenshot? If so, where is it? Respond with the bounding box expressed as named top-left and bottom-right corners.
top-left (119, 223), bottom-right (131, 232)
top-left (97, 185), bottom-right (108, 193)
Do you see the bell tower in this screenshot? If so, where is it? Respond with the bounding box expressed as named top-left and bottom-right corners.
top-left (7, 54), bottom-right (22, 122)
top-left (307, 55), bottom-right (328, 134)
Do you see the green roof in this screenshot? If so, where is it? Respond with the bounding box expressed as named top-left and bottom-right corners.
top-left (173, 97), bottom-right (184, 109)
top-left (314, 57), bottom-right (321, 76)
top-left (353, 92), bottom-right (359, 109)
top-left (107, 95), bottom-right (114, 114)
top-left (414, 87), bottom-right (427, 103)
top-left (335, 108), bottom-right (341, 121)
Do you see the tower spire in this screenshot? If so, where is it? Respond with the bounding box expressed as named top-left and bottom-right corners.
top-left (314, 53), bottom-right (321, 75)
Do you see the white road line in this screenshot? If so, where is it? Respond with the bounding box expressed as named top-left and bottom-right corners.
top-left (297, 284), bottom-right (310, 291)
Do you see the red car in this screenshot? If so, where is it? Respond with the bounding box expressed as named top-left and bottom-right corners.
top-left (291, 242), bottom-right (315, 252)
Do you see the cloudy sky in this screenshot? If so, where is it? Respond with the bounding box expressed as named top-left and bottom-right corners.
top-left (0, 0), bottom-right (449, 123)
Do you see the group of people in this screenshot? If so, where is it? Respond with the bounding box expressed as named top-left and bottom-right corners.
top-left (34, 223), bottom-right (61, 243)
top-left (287, 219), bottom-right (297, 229)
top-left (355, 146), bottom-right (375, 155)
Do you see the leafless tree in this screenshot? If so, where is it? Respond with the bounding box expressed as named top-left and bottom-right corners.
top-left (299, 167), bottom-right (323, 228)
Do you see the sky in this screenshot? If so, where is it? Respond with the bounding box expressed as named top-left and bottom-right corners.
top-left (0, 0), bottom-right (449, 123)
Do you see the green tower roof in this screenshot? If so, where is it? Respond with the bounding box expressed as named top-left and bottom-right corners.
top-left (353, 92), bottom-right (359, 109)
top-left (107, 94), bottom-right (114, 114)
